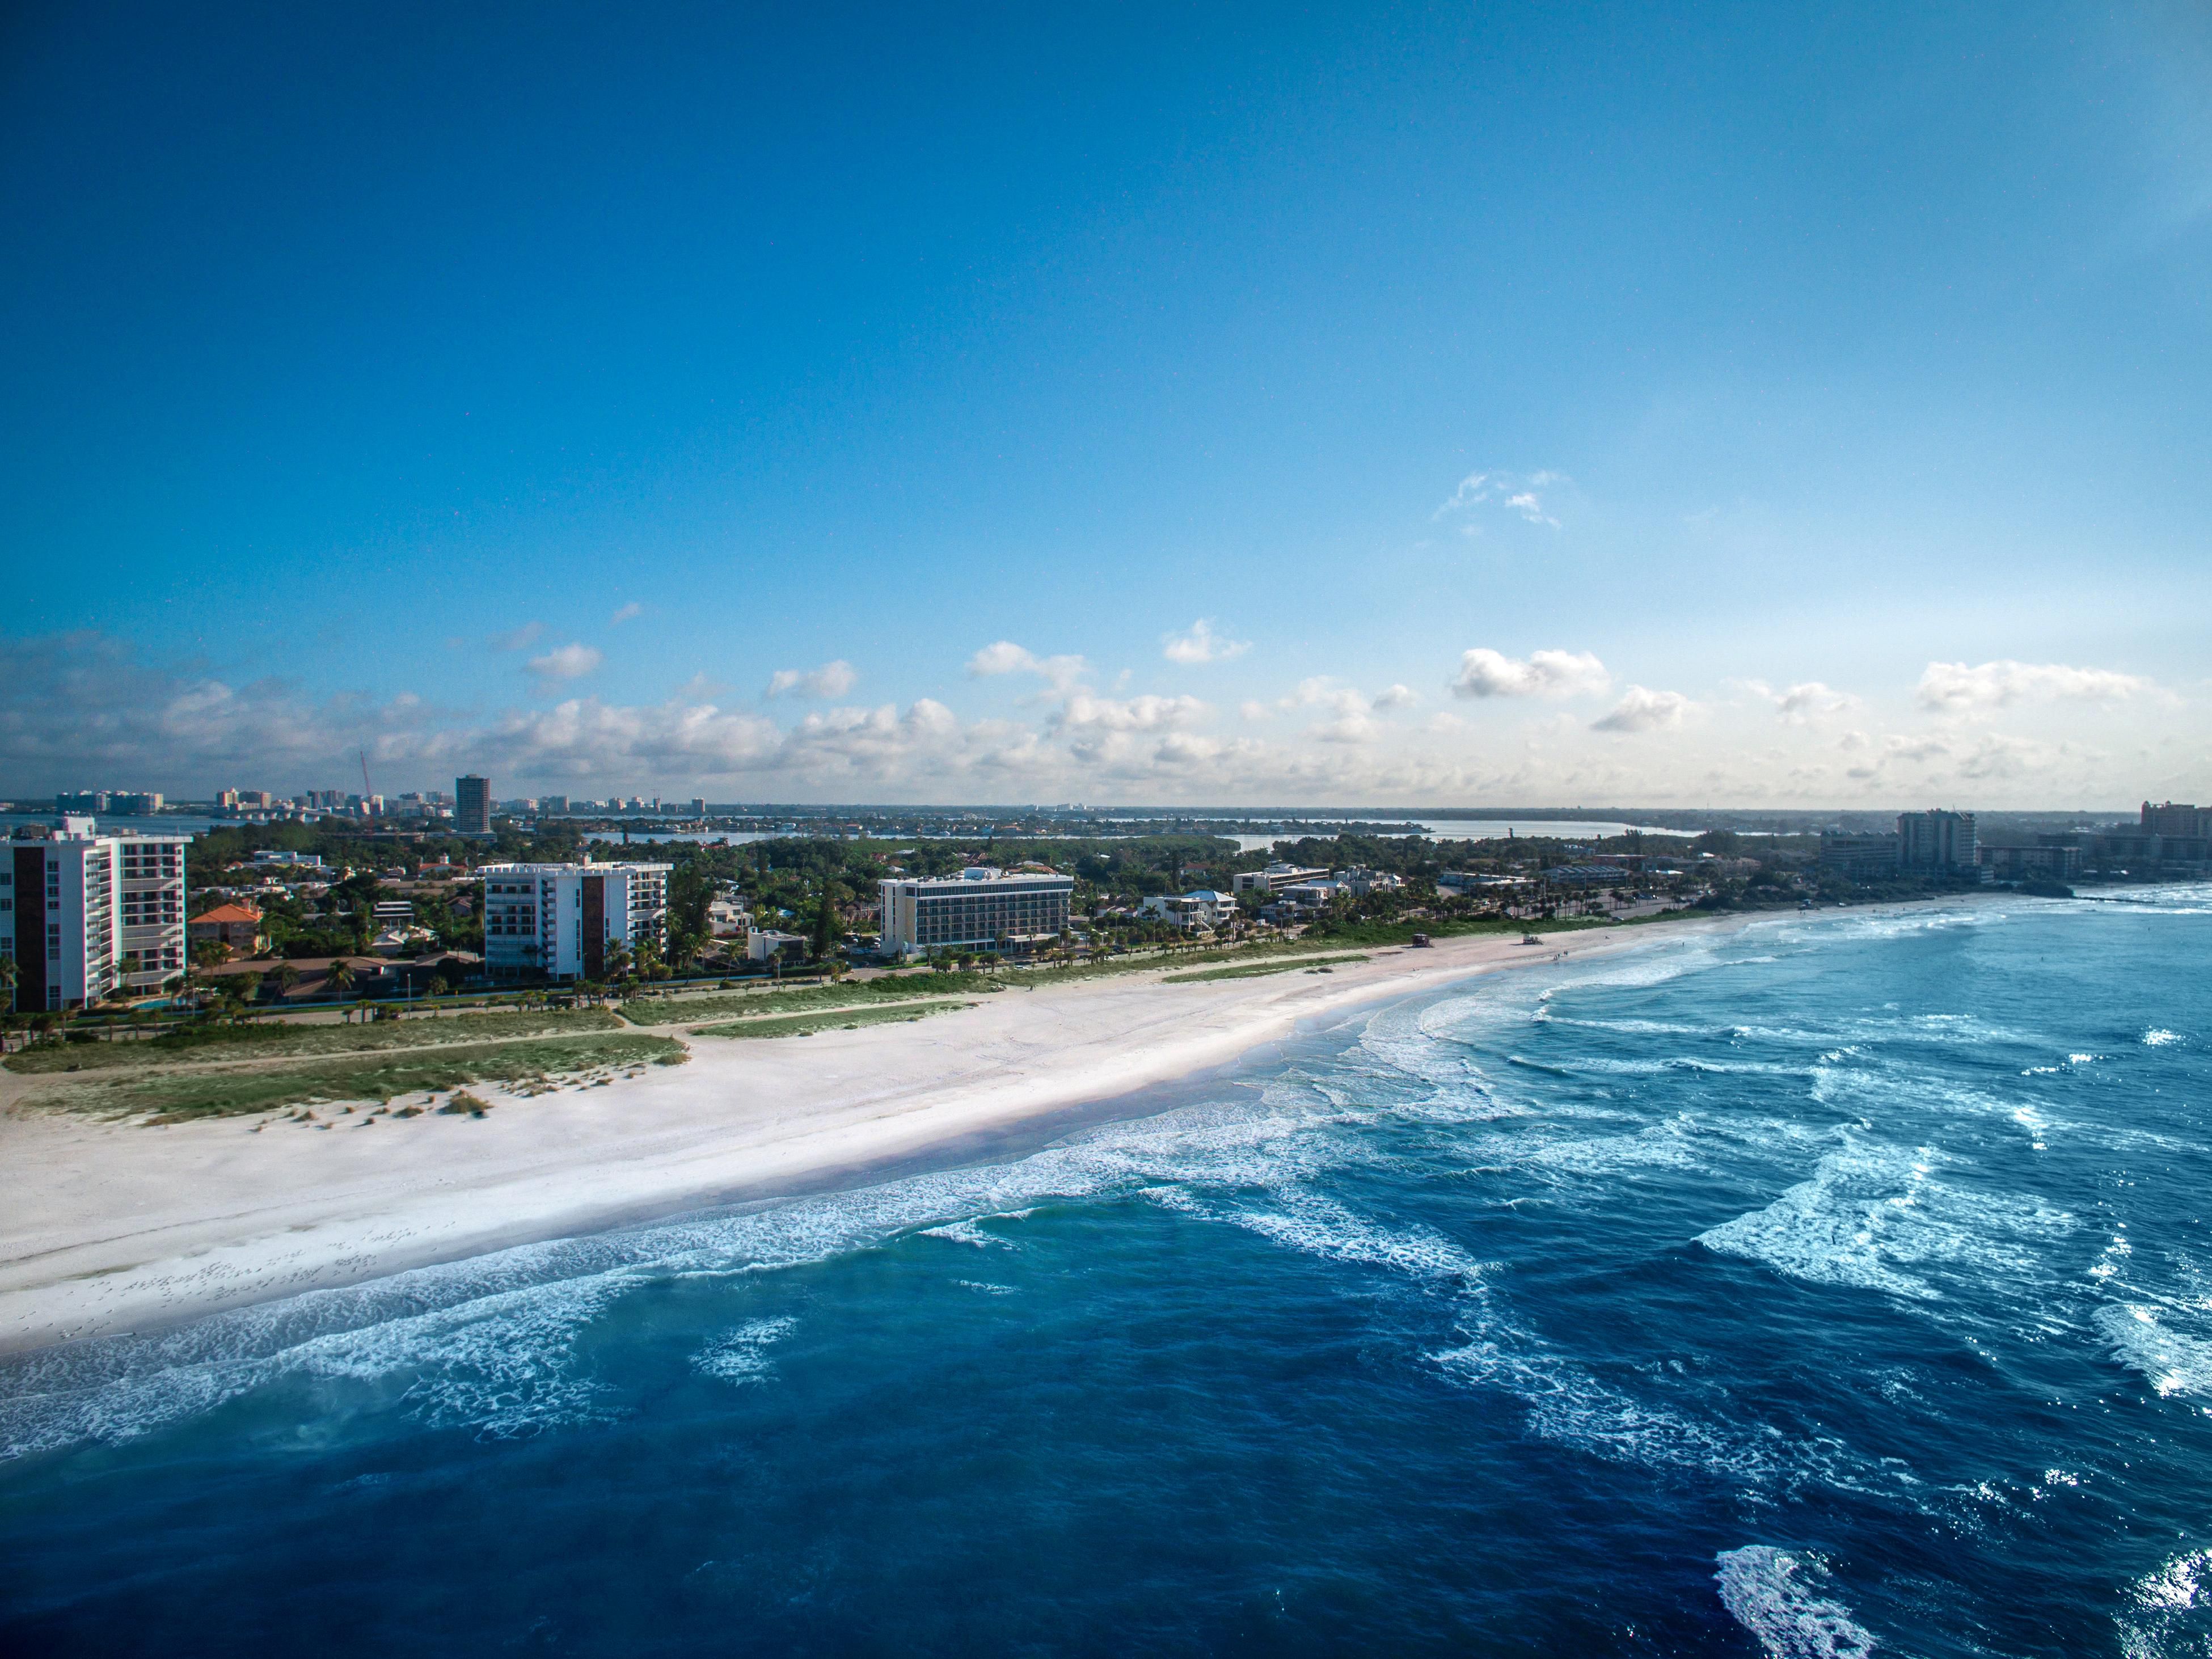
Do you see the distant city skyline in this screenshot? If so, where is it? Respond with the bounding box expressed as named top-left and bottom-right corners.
top-left (3, 5), bottom-right (2207, 807)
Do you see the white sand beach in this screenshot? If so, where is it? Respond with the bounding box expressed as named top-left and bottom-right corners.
top-left (0, 922), bottom-right (1711, 1355)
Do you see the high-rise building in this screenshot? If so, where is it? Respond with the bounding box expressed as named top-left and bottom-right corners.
top-left (1897, 810), bottom-right (1982, 876)
top-left (55, 791), bottom-right (108, 814)
top-left (478, 859), bottom-right (670, 981)
top-left (2, 821), bottom-right (188, 1010)
top-left (455, 775), bottom-right (492, 836)
top-left (541, 795), bottom-right (569, 816)
top-left (878, 866), bottom-right (1074, 958)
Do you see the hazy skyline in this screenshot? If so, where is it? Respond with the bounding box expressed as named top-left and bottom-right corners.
top-left (5, 4), bottom-right (2208, 807)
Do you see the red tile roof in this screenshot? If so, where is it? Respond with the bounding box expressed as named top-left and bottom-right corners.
top-left (191, 902), bottom-right (264, 924)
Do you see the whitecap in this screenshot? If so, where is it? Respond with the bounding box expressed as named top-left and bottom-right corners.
top-left (1696, 1137), bottom-right (2069, 1302)
top-left (918, 1218), bottom-right (1014, 1249)
top-left (2093, 1303), bottom-right (2212, 1399)
top-left (693, 1316), bottom-right (796, 1385)
top-left (1713, 1546), bottom-right (1877, 1658)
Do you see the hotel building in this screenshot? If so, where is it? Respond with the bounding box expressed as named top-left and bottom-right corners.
top-left (878, 866), bottom-right (1074, 958)
top-left (2, 820), bottom-right (188, 1010)
top-left (478, 859), bottom-right (670, 981)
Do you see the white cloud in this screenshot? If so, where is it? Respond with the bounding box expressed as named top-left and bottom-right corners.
top-left (1434, 472), bottom-right (1493, 516)
top-left (1740, 679), bottom-right (1858, 723)
top-left (1238, 700), bottom-right (1273, 722)
top-left (1450, 648), bottom-right (1610, 700)
top-left (1162, 619), bottom-right (1251, 665)
top-left (526, 643), bottom-right (603, 681)
top-left (1915, 659), bottom-right (2156, 714)
top-left (1592, 685), bottom-right (1690, 733)
top-left (1373, 683), bottom-right (1417, 709)
top-left (765, 660), bottom-right (859, 700)
top-left (491, 621), bottom-right (545, 652)
top-left (1773, 681), bottom-right (1853, 718)
top-left (1433, 468), bottom-right (1568, 529)
top-left (1280, 678), bottom-right (1385, 744)
top-left (486, 695), bottom-right (783, 773)
top-left (6, 631), bottom-right (2197, 809)
top-left (609, 601), bottom-right (643, 626)
top-left (966, 641), bottom-right (1088, 693)
top-left (1053, 693), bottom-right (1208, 733)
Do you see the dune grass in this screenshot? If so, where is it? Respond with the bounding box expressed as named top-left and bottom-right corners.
top-left (1160, 953), bottom-right (1372, 983)
top-left (622, 972), bottom-right (992, 1026)
top-left (5, 1008), bottom-right (625, 1075)
top-left (689, 1001), bottom-right (976, 1041)
top-left (20, 1033), bottom-right (688, 1123)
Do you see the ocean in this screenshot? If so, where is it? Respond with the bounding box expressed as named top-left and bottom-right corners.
top-left (3, 891), bottom-right (2209, 1656)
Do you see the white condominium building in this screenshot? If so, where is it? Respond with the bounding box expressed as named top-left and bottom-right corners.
top-left (1897, 810), bottom-right (1984, 877)
top-left (2, 819), bottom-right (188, 1011)
top-left (479, 859), bottom-right (670, 981)
top-left (878, 866), bottom-right (1074, 957)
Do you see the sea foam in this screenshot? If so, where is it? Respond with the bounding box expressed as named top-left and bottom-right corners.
top-left (1714, 1546), bottom-right (1877, 1658)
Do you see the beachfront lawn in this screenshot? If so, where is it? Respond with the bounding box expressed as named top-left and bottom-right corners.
top-left (17, 1033), bottom-right (689, 1122)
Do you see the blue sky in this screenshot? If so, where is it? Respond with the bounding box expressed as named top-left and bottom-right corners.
top-left (3, 2), bottom-right (2207, 805)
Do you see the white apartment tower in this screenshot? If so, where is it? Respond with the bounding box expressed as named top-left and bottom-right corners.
top-left (1897, 810), bottom-right (1982, 875)
top-left (2, 820), bottom-right (188, 1011)
top-left (479, 859), bottom-right (670, 981)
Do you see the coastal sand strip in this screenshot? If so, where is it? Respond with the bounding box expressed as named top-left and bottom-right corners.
top-left (0, 921), bottom-right (1716, 1355)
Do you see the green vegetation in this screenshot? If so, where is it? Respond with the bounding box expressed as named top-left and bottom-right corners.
top-left (19, 1033), bottom-right (686, 1122)
top-left (689, 1001), bottom-right (976, 1040)
top-left (4, 1008), bottom-right (623, 1075)
top-left (1299, 914), bottom-right (1628, 948)
top-left (1161, 953), bottom-right (1372, 983)
top-left (621, 972), bottom-right (993, 1025)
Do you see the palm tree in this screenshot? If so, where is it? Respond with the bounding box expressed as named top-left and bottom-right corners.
top-left (0, 956), bottom-right (18, 1016)
top-left (328, 958), bottom-right (357, 1002)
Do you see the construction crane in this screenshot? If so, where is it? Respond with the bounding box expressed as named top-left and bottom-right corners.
top-left (358, 748), bottom-right (374, 800)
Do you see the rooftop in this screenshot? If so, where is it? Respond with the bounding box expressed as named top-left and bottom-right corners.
top-left (191, 902), bottom-right (264, 923)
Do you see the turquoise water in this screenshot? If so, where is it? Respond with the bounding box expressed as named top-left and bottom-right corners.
top-left (4, 892), bottom-right (2209, 1656)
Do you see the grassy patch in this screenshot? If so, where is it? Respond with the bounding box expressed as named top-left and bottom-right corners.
top-left (622, 973), bottom-right (993, 1026)
top-left (689, 1001), bottom-right (976, 1041)
top-left (1161, 953), bottom-right (1372, 983)
top-left (22, 1033), bottom-right (686, 1122)
top-left (4, 1009), bottom-right (625, 1075)
top-left (1010, 941), bottom-right (1329, 983)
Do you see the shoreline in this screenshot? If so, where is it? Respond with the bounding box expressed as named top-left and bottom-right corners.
top-left (0, 913), bottom-right (1764, 1357)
